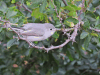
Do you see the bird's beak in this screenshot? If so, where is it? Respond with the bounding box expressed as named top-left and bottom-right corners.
top-left (54, 28), bottom-right (57, 31)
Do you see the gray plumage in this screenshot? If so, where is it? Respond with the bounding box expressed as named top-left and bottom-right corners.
top-left (12, 23), bottom-right (56, 41)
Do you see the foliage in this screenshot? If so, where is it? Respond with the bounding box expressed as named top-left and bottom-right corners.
top-left (0, 0), bottom-right (100, 75)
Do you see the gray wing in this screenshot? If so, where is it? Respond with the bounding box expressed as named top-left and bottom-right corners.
top-left (21, 28), bottom-right (45, 36)
top-left (22, 23), bottom-right (43, 30)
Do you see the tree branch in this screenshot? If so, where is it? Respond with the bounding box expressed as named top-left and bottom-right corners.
top-left (0, 17), bottom-right (77, 53)
top-left (78, 0), bottom-right (85, 22)
top-left (90, 27), bottom-right (100, 33)
top-left (19, 2), bottom-right (32, 13)
top-left (51, 0), bottom-right (65, 28)
top-left (62, 0), bottom-right (67, 6)
top-left (0, 0), bottom-right (85, 52)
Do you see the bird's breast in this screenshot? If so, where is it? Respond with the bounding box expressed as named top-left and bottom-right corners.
top-left (26, 36), bottom-right (45, 41)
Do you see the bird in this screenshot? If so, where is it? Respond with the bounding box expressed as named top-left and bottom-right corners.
top-left (12, 23), bottom-right (56, 42)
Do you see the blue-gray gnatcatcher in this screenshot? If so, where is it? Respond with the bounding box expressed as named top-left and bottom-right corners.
top-left (12, 23), bottom-right (56, 41)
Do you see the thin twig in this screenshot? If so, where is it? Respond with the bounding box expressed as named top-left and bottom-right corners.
top-left (94, 5), bottom-right (100, 12)
top-left (19, 2), bottom-right (32, 13)
top-left (56, 28), bottom-right (74, 32)
top-left (51, 0), bottom-right (64, 28)
top-left (90, 27), bottom-right (100, 33)
top-left (78, 0), bottom-right (85, 22)
top-left (62, 0), bottom-right (67, 6)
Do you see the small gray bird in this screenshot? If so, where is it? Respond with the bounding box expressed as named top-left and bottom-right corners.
top-left (12, 23), bottom-right (56, 41)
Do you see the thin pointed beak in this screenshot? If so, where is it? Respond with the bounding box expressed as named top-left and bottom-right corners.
top-left (54, 28), bottom-right (57, 31)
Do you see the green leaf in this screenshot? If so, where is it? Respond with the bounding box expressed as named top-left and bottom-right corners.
top-left (26, 1), bottom-right (31, 6)
top-left (6, 31), bottom-right (13, 38)
top-left (7, 39), bottom-right (19, 49)
top-left (52, 32), bottom-right (59, 38)
top-left (78, 65), bottom-right (89, 70)
top-left (73, 43), bottom-right (82, 58)
top-left (11, 0), bottom-right (15, 3)
top-left (80, 31), bottom-right (89, 39)
top-left (66, 49), bottom-right (74, 61)
top-left (91, 33), bottom-right (98, 37)
top-left (31, 8), bottom-right (47, 21)
top-left (86, 12), bottom-right (96, 22)
top-left (84, 35), bottom-right (91, 50)
top-left (83, 20), bottom-right (90, 29)
top-left (25, 49), bottom-right (32, 56)
top-left (4, 72), bottom-right (12, 75)
top-left (16, 68), bottom-right (22, 74)
top-left (53, 62), bottom-right (58, 73)
top-left (39, 0), bottom-right (47, 12)
top-left (0, 55), bottom-right (6, 59)
top-left (67, 65), bottom-right (74, 71)
top-left (0, 1), bottom-right (7, 13)
top-left (92, 0), bottom-right (99, 5)
top-left (31, 8), bottom-right (42, 18)
top-left (95, 19), bottom-right (100, 26)
top-left (65, 17), bottom-right (79, 24)
top-left (74, 69), bottom-right (80, 74)
top-left (63, 5), bottom-right (75, 11)
top-left (0, 27), bottom-right (2, 32)
top-left (67, 11), bottom-right (76, 17)
top-left (69, 4), bottom-right (81, 10)
top-left (0, 65), bottom-right (6, 69)
top-left (6, 10), bottom-right (17, 19)
top-left (62, 4), bottom-right (81, 11)
top-left (54, 0), bottom-right (60, 9)
top-left (96, 16), bottom-right (99, 20)
top-left (57, 68), bottom-right (66, 75)
top-left (49, 0), bottom-right (55, 8)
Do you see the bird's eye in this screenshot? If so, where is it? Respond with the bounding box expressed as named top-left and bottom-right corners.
top-left (50, 28), bottom-right (52, 30)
